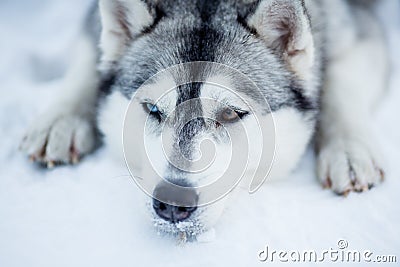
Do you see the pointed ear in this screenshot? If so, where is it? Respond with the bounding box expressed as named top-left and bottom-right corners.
top-left (99, 0), bottom-right (154, 70)
top-left (247, 0), bottom-right (315, 80)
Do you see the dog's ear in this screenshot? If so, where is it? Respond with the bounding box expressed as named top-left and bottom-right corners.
top-left (99, 0), bottom-right (154, 70)
top-left (247, 0), bottom-right (314, 80)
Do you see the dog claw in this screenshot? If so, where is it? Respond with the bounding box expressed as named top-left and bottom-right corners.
top-left (322, 177), bottom-right (332, 189)
top-left (340, 188), bottom-right (352, 197)
top-left (70, 146), bottom-right (80, 164)
top-left (47, 161), bottom-right (55, 169)
top-left (71, 154), bottom-right (80, 165)
top-left (379, 169), bottom-right (385, 182)
top-left (355, 185), bottom-right (369, 193)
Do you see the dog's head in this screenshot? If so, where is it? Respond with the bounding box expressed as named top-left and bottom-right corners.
top-left (98, 0), bottom-right (318, 237)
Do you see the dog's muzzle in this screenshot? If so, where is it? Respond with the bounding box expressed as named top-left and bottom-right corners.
top-left (152, 181), bottom-right (198, 223)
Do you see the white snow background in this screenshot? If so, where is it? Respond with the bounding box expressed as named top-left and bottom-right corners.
top-left (0, 1), bottom-right (399, 266)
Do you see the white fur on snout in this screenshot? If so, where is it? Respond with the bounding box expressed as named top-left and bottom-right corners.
top-left (149, 195), bottom-right (227, 238)
top-left (144, 132), bottom-right (170, 179)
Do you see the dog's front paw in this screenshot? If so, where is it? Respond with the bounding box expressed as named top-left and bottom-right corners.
top-left (317, 138), bottom-right (385, 196)
top-left (20, 114), bottom-right (96, 167)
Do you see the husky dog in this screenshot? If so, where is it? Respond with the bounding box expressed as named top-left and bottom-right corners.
top-left (20, 0), bottom-right (388, 237)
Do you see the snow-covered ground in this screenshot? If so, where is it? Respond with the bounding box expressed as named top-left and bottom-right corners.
top-left (0, 1), bottom-right (399, 266)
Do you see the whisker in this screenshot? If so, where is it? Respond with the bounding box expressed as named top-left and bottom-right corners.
top-left (133, 175), bottom-right (144, 180)
top-left (110, 174), bottom-right (145, 181)
top-left (110, 174), bottom-right (132, 179)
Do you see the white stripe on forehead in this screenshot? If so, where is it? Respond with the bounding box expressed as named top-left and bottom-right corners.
top-left (134, 71), bottom-right (178, 112)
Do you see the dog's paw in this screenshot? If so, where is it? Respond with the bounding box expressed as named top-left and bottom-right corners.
top-left (20, 114), bottom-right (96, 167)
top-left (317, 138), bottom-right (385, 196)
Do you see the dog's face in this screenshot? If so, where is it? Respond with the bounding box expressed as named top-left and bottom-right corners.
top-left (98, 0), bottom-right (318, 237)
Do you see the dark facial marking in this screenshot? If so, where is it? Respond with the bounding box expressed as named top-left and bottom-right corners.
top-left (140, 5), bottom-right (165, 35)
top-left (99, 73), bottom-right (116, 96)
top-left (176, 82), bottom-right (201, 105)
top-left (197, 0), bottom-right (220, 22)
top-left (174, 83), bottom-right (206, 161)
top-left (178, 117), bottom-right (205, 160)
top-left (236, 0), bottom-right (261, 36)
top-left (289, 85), bottom-right (318, 112)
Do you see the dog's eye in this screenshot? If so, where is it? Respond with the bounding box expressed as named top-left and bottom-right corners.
top-left (143, 103), bottom-right (163, 121)
top-left (218, 108), bottom-right (249, 123)
top-left (146, 103), bottom-right (159, 113)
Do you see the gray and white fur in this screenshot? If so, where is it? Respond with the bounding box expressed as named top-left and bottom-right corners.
top-left (20, 0), bottom-right (389, 237)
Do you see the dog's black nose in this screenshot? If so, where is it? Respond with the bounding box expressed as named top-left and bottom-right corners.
top-left (152, 199), bottom-right (197, 222)
top-left (152, 181), bottom-right (198, 223)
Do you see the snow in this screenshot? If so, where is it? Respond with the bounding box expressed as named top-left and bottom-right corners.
top-left (0, 1), bottom-right (399, 266)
